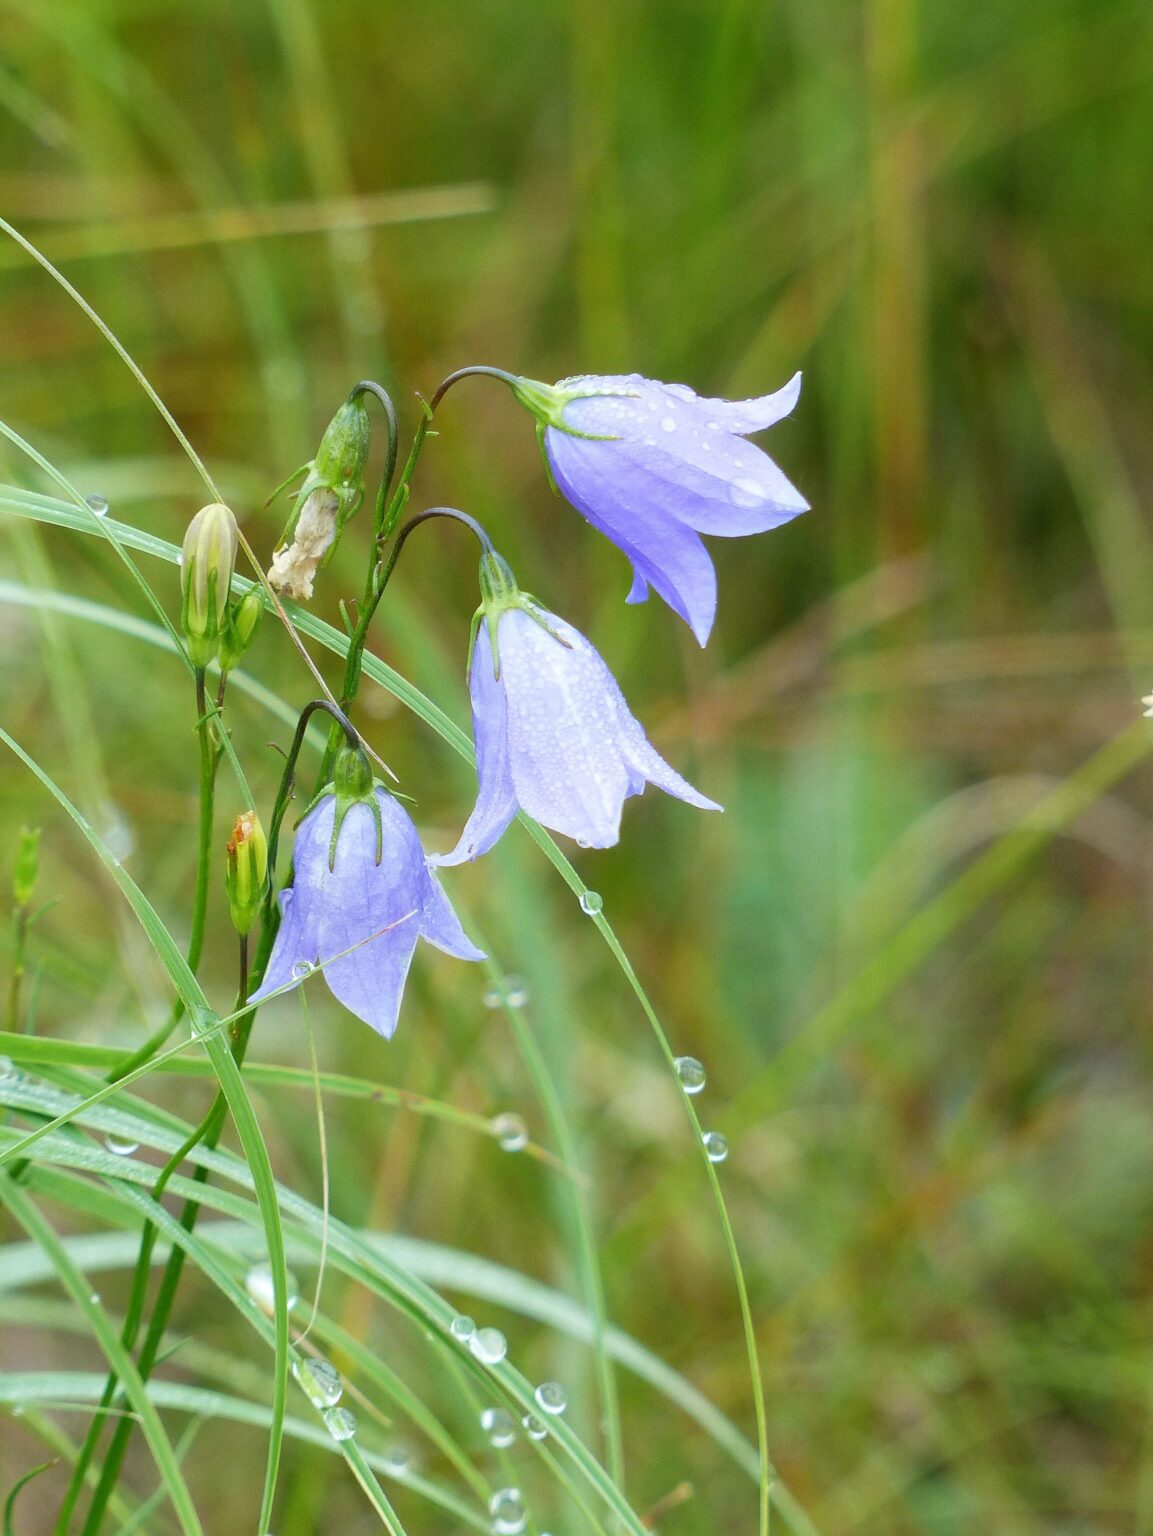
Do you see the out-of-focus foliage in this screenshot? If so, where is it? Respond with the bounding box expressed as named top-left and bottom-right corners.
top-left (1, 0), bottom-right (1151, 1530)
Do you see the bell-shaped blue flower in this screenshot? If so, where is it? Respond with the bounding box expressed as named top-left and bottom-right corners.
top-left (435, 578), bottom-right (720, 863)
top-left (250, 784), bottom-right (484, 1039)
top-left (515, 371), bottom-right (807, 646)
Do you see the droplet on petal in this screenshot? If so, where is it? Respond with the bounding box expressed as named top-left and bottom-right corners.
top-left (728, 477), bottom-right (765, 508)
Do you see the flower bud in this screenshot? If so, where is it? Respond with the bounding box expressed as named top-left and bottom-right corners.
top-left (267, 392), bottom-right (371, 603)
top-left (225, 811), bottom-right (268, 937)
top-left (313, 394), bottom-right (371, 522)
top-left (330, 742), bottom-right (381, 869)
top-left (218, 587), bottom-right (264, 674)
top-left (181, 502), bottom-right (238, 668)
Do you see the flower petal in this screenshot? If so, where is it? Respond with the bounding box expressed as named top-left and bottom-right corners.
top-left (545, 428), bottom-right (718, 644)
top-left (431, 626), bottom-right (519, 865)
top-left (247, 888), bottom-right (309, 1004)
top-left (322, 924), bottom-right (420, 1040)
top-left (562, 379), bottom-right (807, 536)
top-left (689, 371), bottom-right (802, 434)
top-left (419, 870), bottom-right (487, 960)
top-left (619, 726), bottom-right (723, 812)
top-left (499, 609), bottom-right (633, 846)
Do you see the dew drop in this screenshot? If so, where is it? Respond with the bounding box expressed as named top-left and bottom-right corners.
top-left (291, 960), bottom-right (314, 980)
top-left (702, 1130), bottom-right (729, 1164)
top-left (579, 890), bottom-right (603, 916)
top-left (85, 493), bottom-right (109, 516)
top-left (245, 1262), bottom-right (300, 1313)
top-left (104, 1134), bottom-right (139, 1157)
top-left (292, 1356), bottom-right (343, 1408)
top-left (323, 1405), bottom-right (357, 1441)
top-left (483, 975), bottom-right (529, 1010)
top-left (450, 1314), bottom-right (476, 1343)
top-left (706, 419), bottom-right (722, 431)
top-left (490, 1112), bottom-right (529, 1153)
top-left (88, 1292), bottom-right (101, 1306)
top-left (660, 416), bottom-right (677, 433)
top-left (728, 477), bottom-right (764, 508)
top-left (469, 1326), bottom-right (508, 1365)
top-left (481, 1406), bottom-right (517, 1448)
top-left (674, 1056), bottom-right (707, 1094)
top-left (383, 1447), bottom-right (411, 1475)
top-left (533, 1381), bottom-right (567, 1416)
top-left (666, 383), bottom-right (696, 401)
top-left (488, 1488), bottom-right (527, 1535)
top-left (521, 1412), bottom-right (547, 1441)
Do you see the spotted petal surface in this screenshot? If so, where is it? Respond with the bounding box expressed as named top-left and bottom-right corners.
top-left (437, 606), bottom-right (720, 861)
top-left (543, 371), bottom-right (806, 644)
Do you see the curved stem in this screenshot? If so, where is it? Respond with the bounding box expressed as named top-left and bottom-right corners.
top-left (428, 364), bottom-right (520, 412)
top-left (318, 507), bottom-right (496, 784)
top-left (349, 380), bottom-right (400, 557)
top-left (265, 699), bottom-right (361, 888)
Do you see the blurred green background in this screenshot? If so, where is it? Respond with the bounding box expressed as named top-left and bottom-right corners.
top-left (2, 0), bottom-right (1153, 1530)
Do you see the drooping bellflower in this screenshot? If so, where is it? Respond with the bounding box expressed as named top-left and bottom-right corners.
top-left (435, 552), bottom-right (719, 864)
top-left (250, 751), bottom-right (484, 1039)
top-left (512, 371), bottom-right (807, 645)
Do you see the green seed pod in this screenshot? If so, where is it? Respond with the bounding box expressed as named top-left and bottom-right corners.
top-left (181, 502), bottom-right (238, 668)
top-left (218, 587), bottom-right (264, 674)
top-left (225, 811), bottom-right (268, 937)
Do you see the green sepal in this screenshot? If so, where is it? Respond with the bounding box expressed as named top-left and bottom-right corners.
top-left (329, 743), bottom-right (383, 871)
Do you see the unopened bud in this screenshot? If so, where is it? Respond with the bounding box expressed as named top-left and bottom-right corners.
top-left (266, 392), bottom-right (371, 604)
top-left (225, 811), bottom-right (268, 937)
top-left (218, 588), bottom-right (264, 673)
top-left (181, 502), bottom-right (238, 668)
top-left (313, 394), bottom-right (371, 520)
top-left (12, 827), bottom-right (40, 908)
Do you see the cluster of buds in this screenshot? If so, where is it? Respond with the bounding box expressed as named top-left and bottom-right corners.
top-left (180, 502), bottom-right (261, 673)
top-left (266, 391), bottom-right (371, 602)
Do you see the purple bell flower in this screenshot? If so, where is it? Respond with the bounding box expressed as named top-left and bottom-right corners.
top-left (250, 787), bottom-right (484, 1038)
top-left (435, 601), bottom-right (720, 864)
top-left (518, 371), bottom-right (807, 646)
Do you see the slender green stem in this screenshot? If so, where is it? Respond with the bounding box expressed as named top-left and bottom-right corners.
top-left (55, 668), bottom-right (222, 1534)
top-left (7, 903), bottom-right (29, 1033)
top-left (319, 505), bottom-right (494, 782)
top-left (79, 933), bottom-right (272, 1536)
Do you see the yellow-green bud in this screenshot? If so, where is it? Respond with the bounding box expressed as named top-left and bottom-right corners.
top-left (218, 587), bottom-right (264, 673)
top-left (181, 502), bottom-right (238, 668)
top-left (12, 827), bottom-right (40, 908)
top-left (225, 811), bottom-right (268, 937)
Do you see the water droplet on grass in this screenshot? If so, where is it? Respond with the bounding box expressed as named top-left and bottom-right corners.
top-left (450, 1314), bottom-right (476, 1343)
top-left (323, 1405), bottom-right (357, 1441)
top-left (521, 1412), bottom-right (547, 1441)
top-left (292, 1356), bottom-right (342, 1408)
top-left (481, 1406), bottom-right (517, 1448)
top-left (534, 1381), bottom-right (567, 1415)
top-left (702, 1131), bottom-right (729, 1164)
top-left (104, 1134), bottom-right (139, 1157)
top-left (579, 890), bottom-right (603, 916)
top-left (245, 1263), bottom-right (299, 1313)
top-left (291, 960), bottom-right (314, 980)
top-left (490, 1112), bottom-right (529, 1152)
top-left (85, 493), bottom-right (109, 516)
top-left (483, 975), bottom-right (529, 1009)
top-left (383, 1447), bottom-right (411, 1475)
top-left (674, 1056), bottom-right (706, 1094)
top-left (488, 1488), bottom-right (527, 1535)
top-left (469, 1326), bottom-right (507, 1365)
